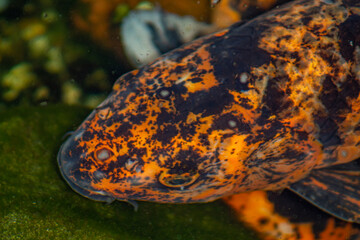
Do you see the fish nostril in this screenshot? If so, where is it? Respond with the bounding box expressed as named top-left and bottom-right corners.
top-left (125, 158), bottom-right (136, 171)
top-left (96, 107), bottom-right (111, 120)
top-left (125, 158), bottom-right (143, 173)
top-left (93, 170), bottom-right (106, 181)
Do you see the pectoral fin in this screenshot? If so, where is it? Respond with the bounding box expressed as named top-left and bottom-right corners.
top-left (289, 159), bottom-right (360, 223)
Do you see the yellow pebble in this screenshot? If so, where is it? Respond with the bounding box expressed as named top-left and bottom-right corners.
top-left (21, 21), bottom-right (46, 41)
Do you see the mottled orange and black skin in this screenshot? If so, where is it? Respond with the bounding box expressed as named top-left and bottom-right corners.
top-left (58, 0), bottom-right (360, 239)
top-left (225, 188), bottom-right (360, 240)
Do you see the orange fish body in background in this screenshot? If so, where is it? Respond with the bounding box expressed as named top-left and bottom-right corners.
top-left (58, 0), bottom-right (360, 239)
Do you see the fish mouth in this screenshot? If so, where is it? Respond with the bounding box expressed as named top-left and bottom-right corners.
top-left (57, 141), bottom-right (115, 203)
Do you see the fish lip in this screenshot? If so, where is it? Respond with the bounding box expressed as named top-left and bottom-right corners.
top-left (57, 142), bottom-right (116, 203)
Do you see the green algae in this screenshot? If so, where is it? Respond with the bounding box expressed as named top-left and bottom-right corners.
top-left (0, 1), bottom-right (118, 107)
top-left (0, 104), bottom-right (257, 240)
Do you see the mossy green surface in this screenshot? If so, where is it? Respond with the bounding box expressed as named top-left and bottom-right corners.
top-left (0, 104), bottom-right (257, 240)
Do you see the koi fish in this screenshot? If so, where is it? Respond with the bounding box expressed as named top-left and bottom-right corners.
top-left (58, 0), bottom-right (360, 239)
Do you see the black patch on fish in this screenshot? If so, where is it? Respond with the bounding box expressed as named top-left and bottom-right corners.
top-left (338, 14), bottom-right (360, 61)
top-left (342, 0), bottom-right (360, 7)
top-left (155, 108), bottom-right (174, 125)
top-left (179, 121), bottom-right (198, 140)
top-left (262, 77), bottom-right (293, 114)
top-left (114, 121), bottom-right (133, 138)
top-left (175, 86), bottom-right (234, 117)
top-left (165, 149), bottom-right (201, 173)
top-left (255, 106), bottom-right (272, 125)
top-left (191, 54), bottom-right (204, 65)
top-left (264, 120), bottom-right (284, 139)
top-left (319, 76), bottom-right (349, 114)
top-left (189, 77), bottom-right (203, 83)
top-left (235, 95), bottom-right (253, 110)
top-left (81, 130), bottom-right (94, 142)
top-left (206, 22), bottom-right (271, 93)
top-left (267, 190), bottom-right (329, 223)
top-left (170, 65), bottom-right (187, 75)
top-left (146, 79), bottom-right (155, 85)
top-left (316, 76), bottom-right (351, 147)
top-left (153, 124), bottom-right (178, 143)
top-left (341, 74), bottom-right (360, 100)
top-left (301, 16), bottom-right (313, 25)
top-left (129, 113), bottom-right (147, 125)
top-left (212, 113), bottom-right (251, 132)
top-left (198, 133), bottom-right (211, 146)
top-left (315, 117), bottom-right (341, 148)
top-left (131, 147), bottom-right (147, 158)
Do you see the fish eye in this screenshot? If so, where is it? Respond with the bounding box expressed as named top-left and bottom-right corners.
top-left (95, 148), bottom-right (113, 161)
top-left (159, 171), bottom-right (199, 188)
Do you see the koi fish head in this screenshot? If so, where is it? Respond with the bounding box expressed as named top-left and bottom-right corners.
top-left (57, 31), bottom-right (267, 203)
top-left (58, 15), bottom-right (320, 204)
